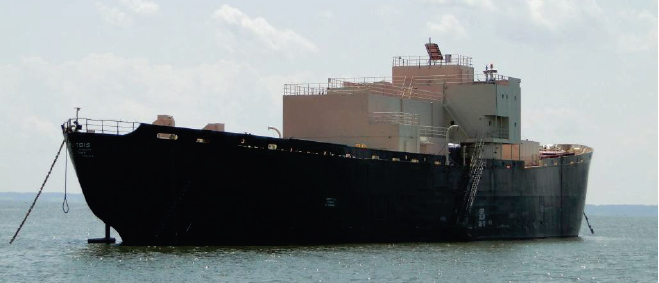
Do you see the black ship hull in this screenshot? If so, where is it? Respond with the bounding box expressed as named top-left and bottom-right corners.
top-left (65, 124), bottom-right (592, 245)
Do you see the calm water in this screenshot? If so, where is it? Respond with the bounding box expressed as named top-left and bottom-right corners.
top-left (0, 200), bottom-right (656, 282)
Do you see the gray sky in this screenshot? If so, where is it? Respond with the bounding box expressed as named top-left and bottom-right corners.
top-left (0, 0), bottom-right (656, 204)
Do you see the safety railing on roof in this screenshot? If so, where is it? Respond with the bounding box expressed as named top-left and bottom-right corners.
top-left (63, 118), bottom-right (141, 135)
top-left (474, 73), bottom-right (510, 82)
top-left (485, 128), bottom-right (509, 139)
top-left (369, 112), bottom-right (420, 126)
top-left (410, 74), bottom-right (511, 85)
top-left (284, 79), bottom-right (443, 102)
top-left (419, 125), bottom-right (448, 138)
top-left (369, 112), bottom-right (448, 138)
top-left (328, 77), bottom-right (443, 101)
top-left (283, 72), bottom-right (513, 101)
top-left (327, 77), bottom-right (407, 86)
top-left (392, 54), bottom-right (473, 67)
top-left (284, 83), bottom-right (329, 96)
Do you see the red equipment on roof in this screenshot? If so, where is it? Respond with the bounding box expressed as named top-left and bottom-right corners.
top-left (425, 41), bottom-right (443, 61)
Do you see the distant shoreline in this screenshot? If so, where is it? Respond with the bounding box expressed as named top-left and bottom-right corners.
top-left (0, 192), bottom-right (86, 203)
top-left (0, 192), bottom-right (656, 217)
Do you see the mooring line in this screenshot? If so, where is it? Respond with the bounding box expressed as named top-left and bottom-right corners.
top-left (62, 137), bottom-right (70, 214)
top-left (9, 139), bottom-right (66, 244)
top-left (583, 211), bottom-right (594, 235)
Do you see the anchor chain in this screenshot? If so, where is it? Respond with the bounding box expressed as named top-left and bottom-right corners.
top-left (62, 138), bottom-right (70, 213)
top-left (583, 211), bottom-right (594, 234)
top-left (9, 139), bottom-right (66, 244)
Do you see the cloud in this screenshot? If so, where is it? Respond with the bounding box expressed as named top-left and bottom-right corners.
top-left (376, 5), bottom-right (399, 17)
top-left (615, 29), bottom-right (657, 53)
top-left (420, 0), bottom-right (654, 53)
top-left (420, 0), bottom-right (496, 11)
top-left (95, 0), bottom-right (159, 27)
top-left (16, 54), bottom-right (245, 127)
top-left (212, 5), bottom-right (318, 57)
top-left (320, 10), bottom-right (334, 19)
top-left (4, 53), bottom-right (323, 137)
top-left (613, 9), bottom-right (658, 53)
top-left (526, 0), bottom-right (603, 32)
top-left (121, 0), bottom-right (160, 15)
top-left (0, 53), bottom-right (324, 193)
top-left (427, 15), bottom-right (467, 39)
top-left (522, 106), bottom-right (593, 144)
top-left (488, 0), bottom-right (607, 47)
top-left (96, 2), bottom-right (132, 27)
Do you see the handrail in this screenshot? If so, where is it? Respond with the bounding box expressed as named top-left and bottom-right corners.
top-left (62, 118), bottom-right (141, 135)
top-left (486, 128), bottom-right (510, 139)
top-left (283, 71), bottom-right (515, 104)
top-left (369, 112), bottom-right (448, 138)
top-left (283, 83), bottom-right (328, 96)
top-left (411, 74), bottom-right (511, 84)
top-left (392, 54), bottom-right (473, 67)
top-left (419, 125), bottom-right (448, 138)
top-left (284, 73), bottom-right (512, 97)
top-left (284, 77), bottom-right (444, 102)
top-left (330, 80), bottom-right (443, 102)
top-left (369, 112), bottom-right (420, 126)
top-left (328, 77), bottom-right (404, 86)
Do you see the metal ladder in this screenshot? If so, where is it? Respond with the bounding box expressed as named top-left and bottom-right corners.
top-left (464, 139), bottom-right (485, 217)
top-left (399, 77), bottom-right (413, 99)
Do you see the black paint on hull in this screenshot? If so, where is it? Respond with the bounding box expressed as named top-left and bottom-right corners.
top-left (65, 124), bottom-right (592, 245)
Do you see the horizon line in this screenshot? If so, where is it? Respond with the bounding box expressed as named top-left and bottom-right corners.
top-left (0, 191), bottom-right (656, 206)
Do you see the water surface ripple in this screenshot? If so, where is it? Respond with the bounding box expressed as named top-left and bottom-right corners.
top-left (0, 201), bottom-right (656, 282)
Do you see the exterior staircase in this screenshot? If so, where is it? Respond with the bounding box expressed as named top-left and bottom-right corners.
top-left (460, 138), bottom-right (485, 224)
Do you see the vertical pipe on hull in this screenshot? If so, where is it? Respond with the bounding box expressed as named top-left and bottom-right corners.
top-left (88, 223), bottom-right (116, 244)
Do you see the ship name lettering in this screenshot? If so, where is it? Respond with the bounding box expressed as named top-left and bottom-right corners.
top-left (74, 142), bottom-right (91, 148)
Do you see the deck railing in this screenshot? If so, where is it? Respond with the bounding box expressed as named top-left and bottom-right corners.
top-left (419, 125), bottom-right (448, 138)
top-left (410, 74), bottom-right (511, 85)
top-left (369, 112), bottom-right (448, 138)
top-left (329, 78), bottom-right (443, 101)
top-left (284, 77), bottom-right (444, 102)
top-left (63, 118), bottom-right (141, 135)
top-left (485, 128), bottom-right (510, 139)
top-left (327, 77), bottom-right (407, 86)
top-left (369, 112), bottom-right (420, 126)
top-left (392, 54), bottom-right (473, 67)
top-left (283, 83), bottom-right (329, 96)
top-left (284, 72), bottom-right (512, 98)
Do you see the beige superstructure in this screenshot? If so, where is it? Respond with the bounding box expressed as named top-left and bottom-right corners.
top-left (283, 43), bottom-right (538, 165)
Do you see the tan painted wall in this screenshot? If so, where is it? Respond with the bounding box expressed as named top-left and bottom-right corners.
top-left (443, 78), bottom-right (521, 144)
top-left (502, 144), bottom-right (521, 160)
top-left (283, 91), bottom-right (454, 153)
top-left (444, 83), bottom-right (497, 138)
top-left (153, 115), bottom-right (175, 126)
top-left (284, 93), bottom-right (369, 140)
top-left (282, 64), bottom-right (521, 156)
top-left (202, 123), bottom-right (224, 131)
top-left (521, 140), bottom-right (540, 166)
top-left (284, 93), bottom-right (412, 151)
top-left (497, 78), bottom-right (521, 143)
top-left (392, 65), bottom-right (474, 82)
